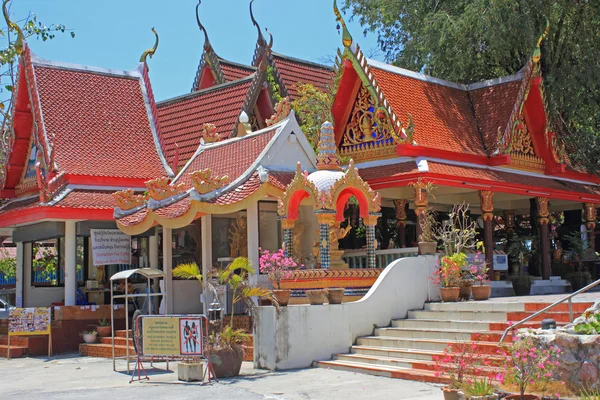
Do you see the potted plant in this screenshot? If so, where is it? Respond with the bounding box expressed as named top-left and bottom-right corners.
top-left (306, 289), bottom-right (327, 305)
top-left (326, 288), bottom-right (344, 304)
top-left (498, 333), bottom-right (560, 400)
top-left (433, 335), bottom-right (492, 400)
top-left (259, 248), bottom-right (298, 306)
top-left (507, 235), bottom-right (534, 296)
top-left (433, 253), bottom-right (464, 302)
top-left (564, 231), bottom-right (593, 291)
top-left (81, 329), bottom-right (97, 344)
top-left (173, 258), bottom-right (277, 378)
top-left (470, 251), bottom-right (491, 301)
top-left (96, 317), bottom-right (112, 337)
top-left (459, 377), bottom-right (498, 400)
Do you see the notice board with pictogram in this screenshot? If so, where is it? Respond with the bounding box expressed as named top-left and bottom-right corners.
top-left (141, 316), bottom-right (204, 357)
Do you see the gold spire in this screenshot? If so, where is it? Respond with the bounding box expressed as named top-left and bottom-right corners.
top-left (140, 27), bottom-right (159, 63)
top-left (532, 16), bottom-right (550, 64)
top-left (333, 0), bottom-right (352, 48)
top-left (316, 121), bottom-right (340, 171)
top-left (3, 0), bottom-right (25, 55)
top-left (196, 0), bottom-right (210, 49)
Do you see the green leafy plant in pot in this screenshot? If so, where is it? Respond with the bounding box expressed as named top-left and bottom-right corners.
top-left (564, 231), bottom-right (593, 291)
top-left (506, 234), bottom-right (534, 296)
top-left (96, 317), bottom-right (112, 337)
top-left (173, 257), bottom-right (278, 378)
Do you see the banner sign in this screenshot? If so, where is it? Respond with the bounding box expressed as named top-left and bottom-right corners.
top-left (142, 316), bottom-right (204, 357)
top-left (8, 307), bottom-right (51, 336)
top-left (90, 229), bottom-right (131, 266)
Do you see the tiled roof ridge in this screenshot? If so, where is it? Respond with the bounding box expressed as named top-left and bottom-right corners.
top-left (157, 75), bottom-right (255, 107)
top-left (218, 57), bottom-right (257, 72)
top-left (366, 58), bottom-right (523, 92)
top-left (464, 89), bottom-right (490, 157)
top-left (271, 51), bottom-right (333, 71)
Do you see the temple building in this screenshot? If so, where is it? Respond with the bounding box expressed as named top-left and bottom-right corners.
top-left (0, 0), bottom-right (599, 318)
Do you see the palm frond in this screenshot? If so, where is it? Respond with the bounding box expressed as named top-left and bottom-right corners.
top-left (242, 286), bottom-right (272, 299)
top-left (172, 263), bottom-right (202, 282)
top-left (228, 257), bottom-right (254, 275)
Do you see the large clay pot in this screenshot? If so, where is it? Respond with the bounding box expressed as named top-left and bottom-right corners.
top-left (419, 242), bottom-right (437, 255)
top-left (472, 285), bottom-right (491, 301)
top-left (458, 393), bottom-right (498, 400)
top-left (96, 326), bottom-right (112, 337)
top-left (82, 333), bottom-right (97, 344)
top-left (326, 288), bottom-right (344, 304)
top-left (503, 395), bottom-right (540, 400)
top-left (273, 289), bottom-right (291, 306)
top-left (552, 248), bottom-right (562, 261)
top-left (511, 276), bottom-right (531, 296)
top-left (306, 289), bottom-right (327, 305)
top-left (442, 386), bottom-right (460, 400)
top-left (459, 279), bottom-right (474, 301)
top-left (439, 287), bottom-right (460, 302)
top-left (209, 347), bottom-right (244, 378)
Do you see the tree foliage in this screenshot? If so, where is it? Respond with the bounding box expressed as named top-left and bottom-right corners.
top-left (343, 0), bottom-right (600, 173)
top-left (291, 83), bottom-right (334, 150)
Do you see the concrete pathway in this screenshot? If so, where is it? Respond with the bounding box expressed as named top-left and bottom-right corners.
top-left (0, 354), bottom-right (443, 400)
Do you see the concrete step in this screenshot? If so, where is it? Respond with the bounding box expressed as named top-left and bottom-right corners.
top-left (315, 359), bottom-right (448, 384)
top-left (0, 335), bottom-right (29, 346)
top-left (408, 310), bottom-right (508, 322)
top-left (115, 330), bottom-right (133, 338)
top-left (374, 327), bottom-right (506, 342)
top-left (356, 336), bottom-right (499, 354)
top-left (423, 301), bottom-right (593, 313)
top-left (391, 318), bottom-right (492, 331)
top-left (0, 344), bottom-right (28, 358)
top-left (79, 343), bottom-right (136, 358)
top-left (99, 337), bottom-right (133, 346)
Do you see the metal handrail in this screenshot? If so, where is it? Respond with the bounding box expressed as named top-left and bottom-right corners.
top-left (498, 277), bottom-right (600, 343)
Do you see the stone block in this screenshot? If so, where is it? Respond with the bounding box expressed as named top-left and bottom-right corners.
top-left (177, 362), bottom-right (204, 382)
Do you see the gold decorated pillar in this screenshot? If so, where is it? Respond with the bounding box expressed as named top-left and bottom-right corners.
top-left (537, 197), bottom-right (551, 280)
top-left (281, 218), bottom-right (295, 258)
top-left (583, 203), bottom-right (597, 251)
top-left (479, 191), bottom-right (495, 278)
top-left (364, 214), bottom-right (380, 269)
top-left (393, 200), bottom-right (408, 248)
top-left (316, 213), bottom-right (336, 269)
top-left (412, 182), bottom-right (429, 241)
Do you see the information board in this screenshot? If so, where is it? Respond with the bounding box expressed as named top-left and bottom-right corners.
top-left (141, 316), bottom-right (204, 357)
top-left (8, 307), bottom-right (51, 336)
top-left (90, 229), bottom-right (131, 266)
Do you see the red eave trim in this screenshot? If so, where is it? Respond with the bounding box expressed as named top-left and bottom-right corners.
top-left (0, 189), bottom-right (16, 198)
top-left (0, 206), bottom-right (114, 228)
top-left (64, 174), bottom-right (149, 188)
top-left (368, 172), bottom-right (600, 203)
top-left (395, 144), bottom-right (510, 167)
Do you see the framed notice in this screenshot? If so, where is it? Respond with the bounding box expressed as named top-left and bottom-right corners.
top-left (7, 307), bottom-right (52, 359)
top-left (180, 317), bottom-right (203, 355)
top-left (141, 316), bottom-right (204, 357)
top-left (90, 229), bottom-right (131, 266)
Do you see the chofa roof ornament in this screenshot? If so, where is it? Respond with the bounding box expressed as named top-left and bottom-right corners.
top-left (196, 0), bottom-right (211, 50)
top-left (250, 0), bottom-right (265, 47)
top-left (3, 0), bottom-right (25, 55)
top-left (532, 16), bottom-right (550, 64)
top-left (333, 0), bottom-right (352, 48)
top-left (140, 27), bottom-right (159, 64)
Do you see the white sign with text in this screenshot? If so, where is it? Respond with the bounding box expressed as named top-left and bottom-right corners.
top-left (90, 229), bottom-right (131, 266)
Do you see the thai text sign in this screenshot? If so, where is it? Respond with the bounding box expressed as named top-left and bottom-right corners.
top-left (90, 229), bottom-right (131, 266)
top-left (9, 307), bottom-right (51, 336)
top-left (142, 316), bottom-right (204, 357)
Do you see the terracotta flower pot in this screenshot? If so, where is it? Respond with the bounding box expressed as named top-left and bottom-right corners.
top-left (459, 279), bottom-right (474, 301)
top-left (439, 287), bottom-right (460, 302)
top-left (273, 289), bottom-right (291, 306)
top-left (326, 288), bottom-right (344, 304)
top-left (419, 242), bottom-right (437, 255)
top-left (96, 326), bottom-right (112, 337)
top-left (458, 393), bottom-right (498, 400)
top-left (209, 346), bottom-right (244, 378)
top-left (503, 395), bottom-right (540, 400)
top-left (306, 289), bottom-right (326, 305)
top-left (472, 285), bottom-right (491, 301)
top-left (442, 386), bottom-right (460, 400)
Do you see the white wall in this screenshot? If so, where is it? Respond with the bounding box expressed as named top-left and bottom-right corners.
top-left (23, 242), bottom-right (64, 307)
top-left (254, 255), bottom-right (440, 370)
top-left (173, 280), bottom-right (203, 314)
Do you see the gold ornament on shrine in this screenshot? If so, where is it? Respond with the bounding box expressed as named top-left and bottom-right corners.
top-left (266, 97), bottom-right (291, 126)
top-left (479, 190), bottom-right (494, 222)
top-left (199, 123), bottom-right (222, 143)
top-left (113, 189), bottom-right (148, 211)
top-left (145, 177), bottom-right (185, 201)
top-left (190, 168), bottom-right (230, 194)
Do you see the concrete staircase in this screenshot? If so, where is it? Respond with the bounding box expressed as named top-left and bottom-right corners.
top-left (317, 300), bottom-right (593, 382)
top-left (0, 334), bottom-right (51, 358)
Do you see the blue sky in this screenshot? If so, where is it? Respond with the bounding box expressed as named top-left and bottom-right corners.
top-left (9, 0), bottom-right (380, 101)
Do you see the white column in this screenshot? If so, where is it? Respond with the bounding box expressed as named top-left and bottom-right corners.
top-left (15, 241), bottom-right (24, 307)
top-left (200, 215), bottom-right (212, 315)
top-left (149, 231), bottom-right (160, 312)
top-left (23, 243), bottom-right (31, 307)
top-left (162, 227), bottom-right (173, 314)
top-left (64, 220), bottom-right (77, 306)
top-left (247, 204), bottom-right (260, 286)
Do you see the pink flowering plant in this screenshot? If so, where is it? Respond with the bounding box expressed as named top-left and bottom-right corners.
top-left (432, 254), bottom-right (464, 288)
top-left (259, 248), bottom-right (298, 290)
top-left (468, 252), bottom-right (490, 286)
top-left (498, 333), bottom-right (561, 400)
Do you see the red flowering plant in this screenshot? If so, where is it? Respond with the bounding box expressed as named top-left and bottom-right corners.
top-left (432, 253), bottom-right (464, 288)
top-left (433, 334), bottom-right (494, 390)
top-left (468, 252), bottom-right (490, 286)
top-left (258, 248), bottom-right (298, 290)
top-left (497, 333), bottom-right (561, 400)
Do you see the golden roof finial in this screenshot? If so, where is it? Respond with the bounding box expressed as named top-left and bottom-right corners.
top-left (196, 0), bottom-right (210, 49)
top-left (140, 27), bottom-right (159, 63)
top-left (333, 0), bottom-right (352, 48)
top-left (250, 0), bottom-right (265, 45)
top-left (3, 0), bottom-right (25, 55)
top-left (532, 16), bottom-right (550, 64)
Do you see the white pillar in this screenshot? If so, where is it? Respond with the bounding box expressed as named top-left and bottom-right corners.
top-left (162, 227), bottom-right (173, 314)
top-left (247, 204), bottom-right (260, 286)
top-left (15, 241), bottom-right (24, 307)
top-left (149, 231), bottom-right (160, 312)
top-left (64, 220), bottom-right (77, 306)
top-left (201, 215), bottom-right (212, 315)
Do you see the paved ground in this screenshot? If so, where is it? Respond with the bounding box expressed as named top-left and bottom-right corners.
top-left (0, 354), bottom-right (442, 400)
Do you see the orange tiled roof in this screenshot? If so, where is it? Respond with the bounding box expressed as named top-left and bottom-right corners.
top-left (271, 53), bottom-right (334, 101)
top-left (53, 189), bottom-right (117, 209)
top-left (220, 59), bottom-right (256, 81)
top-left (157, 77), bottom-right (254, 169)
top-left (31, 63), bottom-right (169, 179)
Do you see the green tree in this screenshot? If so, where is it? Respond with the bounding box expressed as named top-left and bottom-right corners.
top-left (343, 0), bottom-right (600, 173)
top-left (291, 83), bottom-right (335, 150)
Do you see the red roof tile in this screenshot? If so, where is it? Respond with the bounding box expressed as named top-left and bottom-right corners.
top-left (271, 53), bottom-right (334, 101)
top-left (53, 189), bottom-right (117, 209)
top-left (469, 81), bottom-right (521, 155)
top-left (157, 78), bottom-right (253, 169)
top-left (358, 162), bottom-right (419, 181)
top-left (153, 196), bottom-right (192, 219)
top-left (33, 65), bottom-right (168, 179)
top-left (369, 66), bottom-right (485, 156)
top-left (267, 171), bottom-right (295, 190)
top-left (176, 128), bottom-right (278, 189)
top-left (220, 60), bottom-right (255, 81)
top-left (117, 208), bottom-right (149, 227)
top-left (213, 173), bottom-right (262, 205)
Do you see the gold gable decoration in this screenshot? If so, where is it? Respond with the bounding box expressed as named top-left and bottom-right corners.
top-left (145, 177), bottom-right (185, 201)
top-left (508, 117), bottom-right (545, 171)
top-left (190, 168), bottom-right (230, 194)
top-left (339, 85), bottom-right (396, 162)
top-left (114, 189), bottom-right (148, 211)
top-left (266, 97), bottom-right (291, 126)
